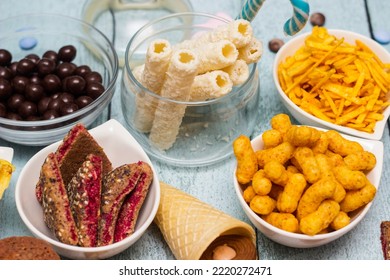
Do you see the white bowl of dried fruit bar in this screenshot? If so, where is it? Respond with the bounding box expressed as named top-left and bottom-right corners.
top-left (15, 119), bottom-right (160, 259)
top-left (273, 28), bottom-right (390, 141)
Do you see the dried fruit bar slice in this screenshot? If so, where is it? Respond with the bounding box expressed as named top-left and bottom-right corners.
top-left (380, 221), bottom-right (390, 260)
top-left (67, 154), bottom-right (102, 247)
top-left (39, 152), bottom-right (78, 246)
top-left (35, 123), bottom-right (112, 204)
top-left (114, 161), bottom-right (153, 243)
top-left (98, 162), bottom-right (145, 246)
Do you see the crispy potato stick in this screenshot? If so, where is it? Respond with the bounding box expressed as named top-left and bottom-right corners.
top-left (175, 19), bottom-right (253, 50)
top-left (278, 27), bottom-right (390, 133)
top-left (149, 49), bottom-right (199, 151)
top-left (222, 59), bottom-right (250, 86)
top-left (190, 70), bottom-right (233, 101)
top-left (133, 39), bottom-right (172, 132)
top-left (195, 40), bottom-right (238, 74)
top-left (238, 37), bottom-right (263, 64)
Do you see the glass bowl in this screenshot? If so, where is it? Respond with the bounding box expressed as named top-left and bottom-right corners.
top-left (121, 12), bottom-right (261, 167)
top-left (0, 13), bottom-right (118, 146)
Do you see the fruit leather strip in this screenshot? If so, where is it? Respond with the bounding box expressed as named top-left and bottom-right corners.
top-left (40, 152), bottom-right (78, 246)
top-left (98, 163), bottom-right (143, 246)
top-left (67, 154), bottom-right (102, 247)
top-left (380, 221), bottom-right (390, 260)
top-left (114, 161), bottom-right (153, 243)
top-left (35, 123), bottom-right (112, 205)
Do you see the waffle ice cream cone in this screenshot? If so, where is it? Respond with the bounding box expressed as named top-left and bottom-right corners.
top-left (154, 182), bottom-right (257, 260)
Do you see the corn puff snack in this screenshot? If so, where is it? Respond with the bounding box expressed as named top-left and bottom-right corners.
top-left (234, 113), bottom-right (377, 236)
top-left (195, 40), bottom-right (238, 74)
top-left (233, 135), bottom-right (258, 185)
top-left (190, 70), bottom-right (233, 101)
top-left (0, 159), bottom-right (15, 199)
top-left (149, 50), bottom-right (199, 150)
top-left (222, 59), bottom-right (249, 86)
top-left (238, 37), bottom-right (263, 64)
top-left (175, 19), bottom-right (253, 50)
top-left (134, 39), bottom-right (172, 132)
top-left (277, 27), bottom-right (390, 134)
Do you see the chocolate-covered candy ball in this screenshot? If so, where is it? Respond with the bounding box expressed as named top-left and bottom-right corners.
top-left (42, 50), bottom-right (58, 64)
top-left (12, 76), bottom-right (30, 93)
top-left (18, 100), bottom-right (37, 118)
top-left (85, 71), bottom-right (103, 84)
top-left (43, 74), bottom-right (61, 92)
top-left (58, 92), bottom-right (74, 104)
top-left (75, 95), bottom-right (93, 109)
top-left (9, 62), bottom-right (18, 76)
top-left (17, 58), bottom-right (36, 76)
top-left (42, 109), bottom-right (60, 120)
top-left (56, 62), bottom-right (76, 79)
top-left (60, 102), bottom-right (78, 116)
top-left (47, 96), bottom-right (64, 112)
top-left (6, 112), bottom-right (22, 120)
top-left (0, 49), bottom-right (12, 66)
top-left (30, 73), bottom-right (43, 86)
top-left (86, 82), bottom-right (105, 99)
top-left (58, 45), bottom-right (76, 62)
top-left (74, 65), bottom-right (91, 77)
top-left (37, 96), bottom-right (51, 115)
top-left (25, 83), bottom-right (45, 102)
top-left (66, 75), bottom-right (86, 96)
top-left (37, 58), bottom-right (56, 76)
top-left (7, 93), bottom-right (25, 112)
top-left (0, 66), bottom-right (13, 80)
top-left (268, 38), bottom-right (284, 53)
top-left (0, 102), bottom-right (6, 117)
top-left (0, 78), bottom-right (12, 100)
top-left (25, 54), bottom-right (40, 64)
top-left (310, 12), bottom-right (326, 27)
top-left (26, 115), bottom-right (41, 121)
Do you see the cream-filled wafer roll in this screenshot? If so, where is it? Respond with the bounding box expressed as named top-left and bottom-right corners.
top-left (134, 39), bottom-right (172, 132)
top-left (190, 70), bottom-right (233, 101)
top-left (175, 19), bottom-right (253, 50)
top-left (222, 59), bottom-right (249, 86)
top-left (154, 182), bottom-right (257, 260)
top-left (195, 39), bottom-right (238, 74)
top-left (149, 49), bottom-right (199, 150)
top-left (238, 37), bottom-right (263, 64)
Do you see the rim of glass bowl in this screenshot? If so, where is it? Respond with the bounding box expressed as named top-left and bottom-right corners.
top-left (0, 13), bottom-right (119, 130)
top-left (124, 12), bottom-right (258, 106)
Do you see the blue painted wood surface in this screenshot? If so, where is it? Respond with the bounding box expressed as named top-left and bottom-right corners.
top-left (0, 0), bottom-right (389, 260)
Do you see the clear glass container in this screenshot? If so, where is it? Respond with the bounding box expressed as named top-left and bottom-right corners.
top-left (121, 12), bottom-right (260, 167)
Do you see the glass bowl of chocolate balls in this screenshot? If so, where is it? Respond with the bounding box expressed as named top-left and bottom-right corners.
top-left (0, 13), bottom-right (118, 145)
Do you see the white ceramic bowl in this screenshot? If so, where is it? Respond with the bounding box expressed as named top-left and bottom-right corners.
top-left (15, 119), bottom-right (160, 259)
top-left (273, 29), bottom-right (390, 141)
top-left (233, 128), bottom-right (384, 248)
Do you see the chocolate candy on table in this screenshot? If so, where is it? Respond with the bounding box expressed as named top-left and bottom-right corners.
top-left (0, 46), bottom-right (106, 122)
top-left (310, 12), bottom-right (326, 27)
top-left (268, 38), bottom-right (284, 53)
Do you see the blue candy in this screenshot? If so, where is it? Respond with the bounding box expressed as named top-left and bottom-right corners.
top-left (19, 37), bottom-right (38, 50)
top-left (373, 30), bottom-right (390, 45)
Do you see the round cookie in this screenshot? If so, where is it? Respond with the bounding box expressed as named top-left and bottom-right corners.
top-left (0, 236), bottom-right (60, 260)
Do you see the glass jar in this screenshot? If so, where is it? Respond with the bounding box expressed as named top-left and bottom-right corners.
top-left (121, 12), bottom-right (260, 167)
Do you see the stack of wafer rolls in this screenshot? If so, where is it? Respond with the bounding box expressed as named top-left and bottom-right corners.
top-left (130, 19), bottom-right (263, 151)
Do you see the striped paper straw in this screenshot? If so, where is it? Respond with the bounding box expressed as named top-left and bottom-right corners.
top-left (237, 0), bottom-right (310, 36)
top-left (283, 0), bottom-right (310, 36)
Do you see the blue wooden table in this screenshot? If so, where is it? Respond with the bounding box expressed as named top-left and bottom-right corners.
top-left (0, 0), bottom-right (389, 260)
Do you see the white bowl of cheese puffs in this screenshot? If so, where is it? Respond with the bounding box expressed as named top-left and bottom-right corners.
top-left (273, 27), bottom-right (390, 141)
top-left (233, 114), bottom-right (383, 248)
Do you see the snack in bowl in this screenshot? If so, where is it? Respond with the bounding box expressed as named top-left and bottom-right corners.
top-left (273, 27), bottom-right (390, 140)
top-left (15, 119), bottom-right (160, 259)
top-left (121, 13), bottom-right (261, 166)
top-left (233, 114), bottom-right (383, 247)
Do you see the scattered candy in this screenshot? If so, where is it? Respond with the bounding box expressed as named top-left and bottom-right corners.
top-left (373, 30), bottom-right (390, 45)
top-left (268, 38), bottom-right (284, 53)
top-left (19, 37), bottom-right (38, 50)
top-left (310, 12), bottom-right (326, 26)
